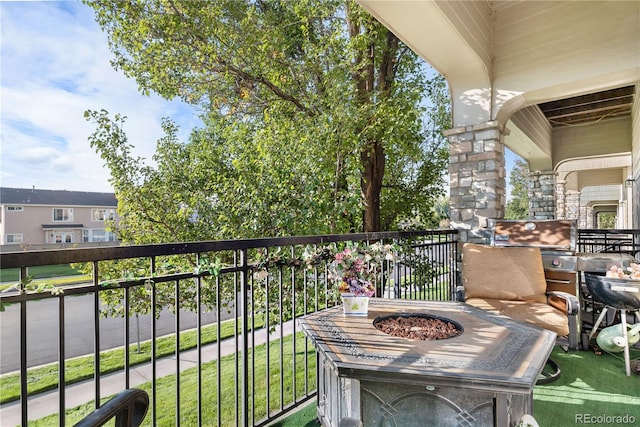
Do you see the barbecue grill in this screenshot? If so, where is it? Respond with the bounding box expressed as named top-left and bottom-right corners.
top-left (584, 273), bottom-right (640, 376)
top-left (490, 219), bottom-right (580, 300)
top-left (489, 220), bottom-right (638, 345)
top-left (584, 274), bottom-right (640, 311)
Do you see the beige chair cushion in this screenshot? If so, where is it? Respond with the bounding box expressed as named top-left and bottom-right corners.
top-left (466, 298), bottom-right (569, 336)
top-left (462, 243), bottom-right (548, 304)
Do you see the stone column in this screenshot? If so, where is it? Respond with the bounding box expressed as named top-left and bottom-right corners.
top-left (565, 190), bottom-right (580, 220)
top-left (445, 121), bottom-right (507, 243)
top-left (579, 205), bottom-right (592, 229)
top-left (527, 171), bottom-right (555, 220)
top-left (555, 178), bottom-right (567, 219)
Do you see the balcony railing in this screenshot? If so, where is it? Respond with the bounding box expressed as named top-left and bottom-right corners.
top-left (0, 230), bottom-right (458, 426)
top-left (577, 228), bottom-right (640, 257)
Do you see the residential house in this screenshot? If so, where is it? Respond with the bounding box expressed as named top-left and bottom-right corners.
top-left (0, 187), bottom-right (119, 248)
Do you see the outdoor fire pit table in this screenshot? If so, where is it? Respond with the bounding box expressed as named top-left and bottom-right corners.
top-left (298, 299), bottom-right (556, 427)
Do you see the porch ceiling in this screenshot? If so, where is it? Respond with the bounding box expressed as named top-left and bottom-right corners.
top-left (538, 86), bottom-right (635, 128)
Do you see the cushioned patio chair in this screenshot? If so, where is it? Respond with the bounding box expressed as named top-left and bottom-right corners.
top-left (459, 243), bottom-right (580, 351)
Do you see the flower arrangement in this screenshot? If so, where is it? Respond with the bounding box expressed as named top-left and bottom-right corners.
top-left (606, 263), bottom-right (640, 280)
top-left (331, 248), bottom-right (377, 297)
top-left (306, 242), bottom-right (397, 297)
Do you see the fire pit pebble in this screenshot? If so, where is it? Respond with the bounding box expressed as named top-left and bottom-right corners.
top-left (373, 313), bottom-right (462, 340)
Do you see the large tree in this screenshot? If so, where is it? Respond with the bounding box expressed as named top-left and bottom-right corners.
top-left (84, 0), bottom-right (449, 238)
top-left (505, 159), bottom-right (530, 220)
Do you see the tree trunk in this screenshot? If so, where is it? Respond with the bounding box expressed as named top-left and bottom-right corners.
top-left (361, 139), bottom-right (385, 231)
top-left (346, 5), bottom-right (398, 232)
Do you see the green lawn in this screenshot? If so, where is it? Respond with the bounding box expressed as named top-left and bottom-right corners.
top-left (0, 264), bottom-right (84, 283)
top-left (0, 314), bottom-right (265, 404)
top-left (28, 332), bottom-right (316, 426)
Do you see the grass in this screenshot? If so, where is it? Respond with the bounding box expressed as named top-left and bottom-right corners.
top-left (0, 264), bottom-right (84, 283)
top-left (0, 314), bottom-right (265, 404)
top-left (27, 332), bottom-right (316, 426)
top-left (0, 264), bottom-right (90, 291)
top-left (399, 280), bottom-right (452, 300)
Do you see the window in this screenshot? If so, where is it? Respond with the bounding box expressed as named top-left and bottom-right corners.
top-left (6, 206), bottom-right (24, 212)
top-left (91, 208), bottom-right (115, 221)
top-left (83, 229), bottom-right (116, 242)
top-left (5, 234), bottom-right (23, 244)
top-left (53, 208), bottom-right (73, 222)
top-left (53, 232), bottom-right (73, 244)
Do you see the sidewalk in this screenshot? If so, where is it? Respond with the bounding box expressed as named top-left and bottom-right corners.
top-left (0, 320), bottom-right (296, 426)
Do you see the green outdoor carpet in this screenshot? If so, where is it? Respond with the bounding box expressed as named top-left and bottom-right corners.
top-left (272, 346), bottom-right (640, 426)
top-left (533, 346), bottom-right (640, 425)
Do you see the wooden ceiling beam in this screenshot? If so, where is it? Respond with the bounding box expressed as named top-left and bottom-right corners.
top-left (542, 101), bottom-right (633, 120)
top-left (538, 85), bottom-right (635, 127)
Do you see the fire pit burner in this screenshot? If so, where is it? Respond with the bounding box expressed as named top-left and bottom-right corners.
top-left (373, 313), bottom-right (463, 340)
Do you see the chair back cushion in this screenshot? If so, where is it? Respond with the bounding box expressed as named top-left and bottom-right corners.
top-left (462, 243), bottom-right (547, 303)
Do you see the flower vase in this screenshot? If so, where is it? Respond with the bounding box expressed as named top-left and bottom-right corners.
top-left (341, 294), bottom-right (370, 316)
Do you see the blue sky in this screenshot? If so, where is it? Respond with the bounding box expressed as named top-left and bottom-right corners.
top-left (1, 1), bottom-right (200, 193)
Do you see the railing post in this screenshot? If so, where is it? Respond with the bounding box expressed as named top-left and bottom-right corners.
top-left (240, 248), bottom-right (249, 427)
top-left (59, 296), bottom-right (66, 427)
top-left (92, 261), bottom-right (101, 411)
top-left (19, 266), bottom-right (28, 427)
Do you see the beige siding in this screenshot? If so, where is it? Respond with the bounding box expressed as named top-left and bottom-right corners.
top-left (633, 84), bottom-right (640, 175)
top-left (435, 0), bottom-right (493, 69)
top-left (552, 117), bottom-right (632, 167)
top-left (493, 2), bottom-right (639, 93)
top-left (507, 105), bottom-right (553, 170)
top-left (632, 84), bottom-right (640, 227)
top-left (1, 204), bottom-right (118, 246)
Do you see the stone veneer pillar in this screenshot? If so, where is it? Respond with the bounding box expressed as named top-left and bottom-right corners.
top-left (555, 178), bottom-right (567, 219)
top-left (527, 171), bottom-right (556, 220)
top-left (579, 205), bottom-right (593, 228)
top-left (445, 121), bottom-right (507, 243)
top-left (565, 190), bottom-right (580, 220)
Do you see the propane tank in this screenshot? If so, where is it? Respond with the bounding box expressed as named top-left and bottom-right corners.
top-left (596, 323), bottom-right (640, 353)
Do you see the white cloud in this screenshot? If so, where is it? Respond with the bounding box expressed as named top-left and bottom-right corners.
top-left (1, 1), bottom-right (200, 193)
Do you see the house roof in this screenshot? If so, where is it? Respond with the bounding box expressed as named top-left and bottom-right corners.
top-left (41, 224), bottom-right (85, 229)
top-left (0, 187), bottom-right (117, 207)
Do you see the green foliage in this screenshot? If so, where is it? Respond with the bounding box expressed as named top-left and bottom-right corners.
top-left (398, 196), bottom-right (450, 230)
top-left (0, 276), bottom-right (63, 312)
top-left (597, 212), bottom-right (617, 228)
top-left (83, 0), bottom-right (450, 236)
top-left (82, 0), bottom-right (451, 317)
top-left (505, 158), bottom-right (530, 220)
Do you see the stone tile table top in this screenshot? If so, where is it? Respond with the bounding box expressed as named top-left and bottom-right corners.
top-left (299, 299), bottom-right (556, 394)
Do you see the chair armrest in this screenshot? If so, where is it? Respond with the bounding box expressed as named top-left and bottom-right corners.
top-left (546, 291), bottom-right (579, 315)
top-left (546, 291), bottom-right (581, 350)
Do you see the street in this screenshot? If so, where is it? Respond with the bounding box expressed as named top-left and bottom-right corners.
top-left (0, 293), bottom-right (227, 373)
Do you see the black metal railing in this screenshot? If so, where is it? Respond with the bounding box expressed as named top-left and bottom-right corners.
top-left (577, 229), bottom-right (640, 258)
top-left (74, 388), bottom-right (149, 427)
top-left (0, 230), bottom-right (458, 427)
